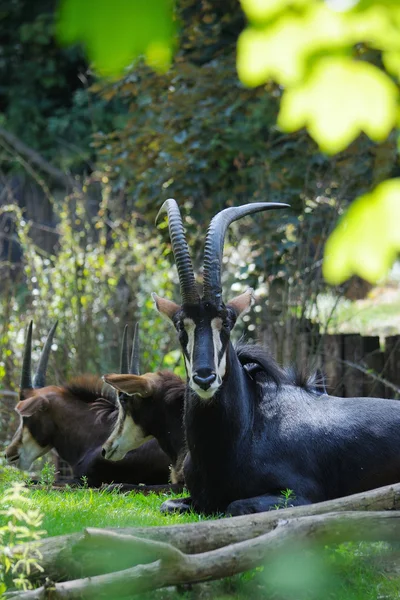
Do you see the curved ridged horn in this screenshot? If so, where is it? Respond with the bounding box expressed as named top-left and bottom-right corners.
top-left (20, 321), bottom-right (33, 391)
top-left (120, 325), bottom-right (129, 374)
top-left (156, 199), bottom-right (199, 305)
top-left (129, 322), bottom-right (140, 375)
top-left (203, 203), bottom-right (290, 306)
top-left (33, 321), bottom-right (58, 388)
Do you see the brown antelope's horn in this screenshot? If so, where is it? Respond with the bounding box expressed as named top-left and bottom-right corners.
top-left (129, 322), bottom-right (140, 375)
top-left (120, 325), bottom-right (129, 374)
top-left (156, 198), bottom-right (199, 305)
top-left (203, 203), bottom-right (290, 307)
top-left (33, 321), bottom-right (58, 388)
top-left (20, 320), bottom-right (33, 391)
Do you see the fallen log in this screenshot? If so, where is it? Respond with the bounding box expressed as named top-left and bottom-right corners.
top-left (8, 511), bottom-right (400, 599)
top-left (13, 482), bottom-right (400, 582)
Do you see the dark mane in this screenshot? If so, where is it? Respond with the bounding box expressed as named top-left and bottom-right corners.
top-left (64, 375), bottom-right (118, 417)
top-left (158, 371), bottom-right (186, 404)
top-left (284, 366), bottom-right (327, 395)
top-left (235, 343), bottom-right (325, 393)
top-left (235, 343), bottom-right (287, 386)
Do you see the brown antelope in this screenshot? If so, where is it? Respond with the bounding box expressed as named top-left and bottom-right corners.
top-left (5, 322), bottom-right (171, 489)
top-left (102, 324), bottom-right (187, 485)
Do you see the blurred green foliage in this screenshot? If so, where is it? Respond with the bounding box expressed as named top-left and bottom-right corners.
top-left (236, 0), bottom-right (400, 283)
top-left (57, 0), bottom-right (176, 76)
top-left (324, 178), bottom-right (400, 284)
top-left (0, 0), bottom-right (128, 170)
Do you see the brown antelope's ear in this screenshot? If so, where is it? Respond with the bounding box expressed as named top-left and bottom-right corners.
top-left (16, 395), bottom-right (49, 417)
top-left (103, 373), bottom-right (161, 398)
top-left (152, 293), bottom-right (181, 320)
top-left (227, 288), bottom-right (255, 318)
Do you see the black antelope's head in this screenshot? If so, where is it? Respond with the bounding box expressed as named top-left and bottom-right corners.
top-left (101, 324), bottom-right (153, 461)
top-left (153, 199), bottom-right (289, 400)
top-left (5, 321), bottom-right (57, 470)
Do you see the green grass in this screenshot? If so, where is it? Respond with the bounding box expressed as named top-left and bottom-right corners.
top-left (26, 486), bottom-right (202, 535)
top-left (1, 467), bottom-right (400, 600)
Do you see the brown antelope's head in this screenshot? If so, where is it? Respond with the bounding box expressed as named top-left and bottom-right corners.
top-left (153, 199), bottom-right (289, 400)
top-left (5, 321), bottom-right (57, 470)
top-left (101, 324), bottom-right (153, 461)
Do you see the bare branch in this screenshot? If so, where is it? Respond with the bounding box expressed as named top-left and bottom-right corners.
top-left (0, 390), bottom-right (18, 398)
top-left (9, 511), bottom-right (400, 599)
top-left (0, 126), bottom-right (79, 190)
top-left (342, 359), bottom-right (400, 396)
top-left (16, 481), bottom-right (400, 582)
top-left (82, 529), bottom-right (185, 565)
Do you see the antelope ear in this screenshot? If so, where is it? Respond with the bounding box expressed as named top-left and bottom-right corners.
top-left (227, 288), bottom-right (255, 319)
top-left (152, 293), bottom-right (181, 321)
top-left (16, 395), bottom-right (49, 417)
top-left (103, 373), bottom-right (160, 398)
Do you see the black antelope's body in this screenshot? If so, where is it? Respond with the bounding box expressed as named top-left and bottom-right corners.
top-left (5, 323), bottom-right (171, 489)
top-left (153, 199), bottom-right (400, 516)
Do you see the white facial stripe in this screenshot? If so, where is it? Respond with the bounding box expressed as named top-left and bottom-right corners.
top-left (184, 318), bottom-right (196, 378)
top-left (17, 426), bottom-right (51, 470)
top-left (102, 405), bottom-right (123, 460)
top-left (211, 317), bottom-right (227, 381)
top-left (14, 417), bottom-right (23, 444)
top-left (184, 355), bottom-right (191, 375)
top-left (106, 398), bottom-right (125, 446)
top-left (5, 417), bottom-right (23, 463)
top-left (218, 350), bottom-right (227, 382)
top-left (104, 413), bottom-right (153, 461)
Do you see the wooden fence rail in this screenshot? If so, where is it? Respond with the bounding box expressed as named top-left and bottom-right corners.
top-left (260, 321), bottom-right (400, 399)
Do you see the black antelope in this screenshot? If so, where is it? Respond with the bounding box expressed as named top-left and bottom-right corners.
top-left (153, 199), bottom-right (400, 516)
top-left (102, 324), bottom-right (187, 486)
top-left (5, 322), bottom-right (171, 489)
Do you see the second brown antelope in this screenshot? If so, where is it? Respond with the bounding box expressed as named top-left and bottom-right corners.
top-left (5, 322), bottom-right (171, 489)
top-left (152, 199), bottom-right (400, 516)
top-left (102, 324), bottom-right (187, 485)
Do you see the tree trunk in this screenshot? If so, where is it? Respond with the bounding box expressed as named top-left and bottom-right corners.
top-left (17, 482), bottom-right (400, 582)
top-left (8, 510), bottom-right (400, 599)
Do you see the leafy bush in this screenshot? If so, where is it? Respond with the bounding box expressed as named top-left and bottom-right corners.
top-left (0, 483), bottom-right (45, 595)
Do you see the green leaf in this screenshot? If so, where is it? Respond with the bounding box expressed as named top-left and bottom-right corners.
top-left (237, 16), bottom-right (308, 87)
top-left (278, 57), bottom-right (398, 153)
top-left (239, 0), bottom-right (308, 23)
top-left (323, 178), bottom-right (400, 284)
top-left (383, 50), bottom-right (400, 79)
top-left (56, 0), bottom-right (176, 76)
top-left (237, 4), bottom-right (351, 87)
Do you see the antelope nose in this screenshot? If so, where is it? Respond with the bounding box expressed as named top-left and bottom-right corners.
top-left (193, 372), bottom-right (217, 390)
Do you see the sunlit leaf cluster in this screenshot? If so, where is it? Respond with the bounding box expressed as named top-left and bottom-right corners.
top-left (237, 0), bottom-right (400, 284)
top-left (238, 0), bottom-right (400, 153)
top-left (323, 178), bottom-right (400, 283)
